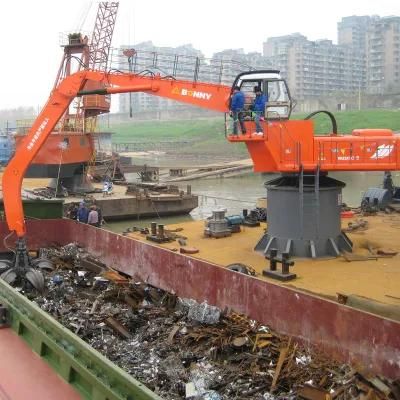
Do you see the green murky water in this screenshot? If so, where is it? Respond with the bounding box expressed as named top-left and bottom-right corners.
top-left (105, 157), bottom-right (391, 234)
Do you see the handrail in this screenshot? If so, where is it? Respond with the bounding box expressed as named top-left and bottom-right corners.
top-left (110, 48), bottom-right (262, 86)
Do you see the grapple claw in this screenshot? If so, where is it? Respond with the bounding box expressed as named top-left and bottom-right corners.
top-left (0, 260), bottom-right (12, 272)
top-left (0, 238), bottom-right (48, 292)
top-left (31, 257), bottom-right (54, 271)
top-left (0, 269), bottom-right (17, 285)
top-left (25, 268), bottom-right (45, 292)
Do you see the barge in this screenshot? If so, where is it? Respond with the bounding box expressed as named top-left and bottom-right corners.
top-left (2, 174), bottom-right (199, 220)
top-left (62, 183), bottom-right (198, 220)
top-left (0, 219), bottom-right (399, 383)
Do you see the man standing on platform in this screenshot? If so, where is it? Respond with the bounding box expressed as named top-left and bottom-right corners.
top-left (230, 86), bottom-right (246, 135)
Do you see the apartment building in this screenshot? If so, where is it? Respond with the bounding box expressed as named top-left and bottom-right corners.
top-left (263, 34), bottom-right (365, 99)
top-left (264, 16), bottom-right (400, 98)
top-left (338, 15), bottom-right (371, 51)
top-left (211, 49), bottom-right (271, 70)
top-left (338, 15), bottom-right (400, 94)
top-left (366, 16), bottom-right (400, 93)
top-left (210, 49), bottom-right (272, 86)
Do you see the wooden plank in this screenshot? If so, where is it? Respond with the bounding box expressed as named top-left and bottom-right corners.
top-left (105, 317), bottom-right (131, 339)
top-left (298, 385), bottom-right (332, 400)
top-left (271, 339), bottom-right (291, 391)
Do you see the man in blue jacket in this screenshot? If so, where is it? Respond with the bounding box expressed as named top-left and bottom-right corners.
top-left (230, 86), bottom-right (246, 135)
top-left (77, 201), bottom-right (89, 223)
top-left (253, 87), bottom-right (267, 134)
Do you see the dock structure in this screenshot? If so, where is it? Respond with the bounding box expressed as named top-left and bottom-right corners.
top-left (91, 192), bottom-right (198, 220)
top-left (163, 158), bottom-right (254, 182)
top-left (113, 140), bottom-right (192, 153)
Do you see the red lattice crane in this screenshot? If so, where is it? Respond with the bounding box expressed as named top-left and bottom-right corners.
top-left (62, 1), bottom-right (119, 128)
top-left (13, 2), bottom-right (120, 196)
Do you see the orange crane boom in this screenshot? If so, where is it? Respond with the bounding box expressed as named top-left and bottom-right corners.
top-left (2, 70), bottom-right (232, 238)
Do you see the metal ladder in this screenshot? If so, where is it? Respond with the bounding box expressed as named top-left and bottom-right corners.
top-left (299, 165), bottom-right (320, 257)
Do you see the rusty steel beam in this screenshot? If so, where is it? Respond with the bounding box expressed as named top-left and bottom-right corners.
top-left (1, 219), bottom-right (399, 379)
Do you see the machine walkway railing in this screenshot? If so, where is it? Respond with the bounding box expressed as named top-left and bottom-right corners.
top-left (108, 47), bottom-right (256, 86)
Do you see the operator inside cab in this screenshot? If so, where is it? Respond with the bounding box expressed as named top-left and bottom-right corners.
top-left (230, 70), bottom-right (292, 129)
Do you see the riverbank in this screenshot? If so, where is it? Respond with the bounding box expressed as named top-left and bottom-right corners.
top-left (104, 109), bottom-right (400, 159)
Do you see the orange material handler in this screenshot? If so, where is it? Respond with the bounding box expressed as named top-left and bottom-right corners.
top-left (1, 69), bottom-right (399, 287)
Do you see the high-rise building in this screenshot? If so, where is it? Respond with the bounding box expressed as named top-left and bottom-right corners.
top-left (338, 15), bottom-right (371, 51)
top-left (366, 16), bottom-right (400, 93)
top-left (212, 48), bottom-right (271, 69)
top-left (210, 49), bottom-right (272, 85)
top-left (263, 35), bottom-right (365, 99)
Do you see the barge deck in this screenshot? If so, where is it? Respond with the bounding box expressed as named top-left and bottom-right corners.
top-left (125, 215), bottom-right (400, 306)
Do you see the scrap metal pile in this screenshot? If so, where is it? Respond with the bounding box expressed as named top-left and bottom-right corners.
top-left (29, 243), bottom-right (399, 400)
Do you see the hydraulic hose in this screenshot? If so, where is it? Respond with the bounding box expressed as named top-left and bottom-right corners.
top-left (304, 110), bottom-right (338, 135)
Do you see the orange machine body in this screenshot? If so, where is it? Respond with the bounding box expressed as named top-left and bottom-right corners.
top-left (229, 121), bottom-right (399, 172)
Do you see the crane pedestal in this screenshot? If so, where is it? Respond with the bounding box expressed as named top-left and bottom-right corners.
top-left (255, 174), bottom-right (352, 258)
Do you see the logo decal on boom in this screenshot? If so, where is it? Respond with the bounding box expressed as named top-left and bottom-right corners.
top-left (26, 118), bottom-right (50, 151)
top-left (172, 87), bottom-right (212, 100)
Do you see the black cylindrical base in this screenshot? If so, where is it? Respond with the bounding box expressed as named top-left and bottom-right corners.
top-left (255, 174), bottom-right (352, 258)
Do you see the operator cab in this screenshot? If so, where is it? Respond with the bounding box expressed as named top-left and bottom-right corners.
top-left (231, 70), bottom-right (292, 120)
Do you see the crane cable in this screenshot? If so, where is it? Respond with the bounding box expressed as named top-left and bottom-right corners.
top-left (76, 1), bottom-right (94, 32)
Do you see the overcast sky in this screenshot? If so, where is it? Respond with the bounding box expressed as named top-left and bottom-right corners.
top-left (0, 0), bottom-right (398, 111)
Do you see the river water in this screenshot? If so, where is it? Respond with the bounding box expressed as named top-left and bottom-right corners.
top-left (106, 154), bottom-right (393, 233)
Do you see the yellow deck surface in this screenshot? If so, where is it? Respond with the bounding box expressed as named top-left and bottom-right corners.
top-left (127, 214), bottom-right (400, 306)
top-left (2, 172), bottom-right (399, 306)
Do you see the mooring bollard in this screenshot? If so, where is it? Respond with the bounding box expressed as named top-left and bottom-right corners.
top-left (150, 222), bottom-right (157, 236)
top-left (263, 248), bottom-right (296, 281)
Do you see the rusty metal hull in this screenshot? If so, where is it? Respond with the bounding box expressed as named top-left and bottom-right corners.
top-left (1, 219), bottom-right (399, 379)
top-left (14, 132), bottom-right (93, 178)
